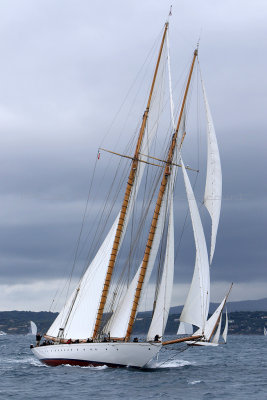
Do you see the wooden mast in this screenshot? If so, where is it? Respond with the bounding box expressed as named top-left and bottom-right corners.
top-left (125, 49), bottom-right (198, 341)
top-left (92, 23), bottom-right (169, 339)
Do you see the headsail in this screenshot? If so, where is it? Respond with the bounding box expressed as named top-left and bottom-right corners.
top-left (211, 313), bottom-right (222, 344)
top-left (202, 80), bottom-right (222, 264)
top-left (193, 295), bottom-right (226, 340)
top-left (47, 214), bottom-right (120, 339)
top-left (179, 160), bottom-right (210, 331)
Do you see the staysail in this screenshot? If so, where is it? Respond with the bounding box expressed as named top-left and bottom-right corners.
top-left (106, 172), bottom-right (176, 338)
top-left (179, 160), bottom-right (210, 331)
top-left (177, 322), bottom-right (193, 335)
top-left (202, 80), bottom-right (222, 264)
top-left (147, 192), bottom-right (174, 341)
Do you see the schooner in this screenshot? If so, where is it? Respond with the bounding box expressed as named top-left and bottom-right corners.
top-left (32, 18), bottom-right (231, 368)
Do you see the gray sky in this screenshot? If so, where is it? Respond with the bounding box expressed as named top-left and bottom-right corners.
top-left (0, 0), bottom-right (266, 311)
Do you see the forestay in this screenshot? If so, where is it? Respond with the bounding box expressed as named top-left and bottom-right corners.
top-left (202, 80), bottom-right (222, 264)
top-left (179, 160), bottom-right (210, 331)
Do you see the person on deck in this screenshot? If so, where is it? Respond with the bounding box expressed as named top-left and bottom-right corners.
top-left (36, 333), bottom-right (42, 347)
top-left (154, 334), bottom-right (161, 342)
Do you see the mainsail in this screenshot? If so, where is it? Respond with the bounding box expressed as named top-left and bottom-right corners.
top-left (105, 166), bottom-right (177, 338)
top-left (179, 160), bottom-right (210, 331)
top-left (105, 35), bottom-right (182, 339)
top-left (202, 80), bottom-right (222, 264)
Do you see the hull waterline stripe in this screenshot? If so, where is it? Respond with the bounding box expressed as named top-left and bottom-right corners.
top-left (40, 358), bottom-right (130, 368)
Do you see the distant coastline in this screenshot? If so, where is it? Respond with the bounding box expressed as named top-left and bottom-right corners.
top-left (1, 298), bottom-right (267, 335)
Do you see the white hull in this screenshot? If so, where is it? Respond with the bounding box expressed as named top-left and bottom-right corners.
top-left (32, 341), bottom-right (161, 368)
top-left (0, 331), bottom-right (6, 336)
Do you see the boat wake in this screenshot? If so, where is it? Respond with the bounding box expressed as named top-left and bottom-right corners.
top-left (147, 358), bottom-right (194, 369)
top-left (62, 364), bottom-right (108, 370)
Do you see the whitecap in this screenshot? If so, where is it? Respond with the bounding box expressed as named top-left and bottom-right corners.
top-left (189, 380), bottom-right (202, 385)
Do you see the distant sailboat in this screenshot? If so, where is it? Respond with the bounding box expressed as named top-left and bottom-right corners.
top-left (222, 309), bottom-right (229, 343)
top-left (29, 321), bottom-right (37, 336)
top-left (32, 16), bottom-right (231, 368)
top-left (264, 327), bottom-right (267, 336)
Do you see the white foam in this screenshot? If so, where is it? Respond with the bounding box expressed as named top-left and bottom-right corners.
top-left (148, 359), bottom-right (194, 369)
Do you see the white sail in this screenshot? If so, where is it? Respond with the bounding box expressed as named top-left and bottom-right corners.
top-left (47, 214), bottom-right (120, 339)
top-left (179, 161), bottom-right (210, 331)
top-left (177, 322), bottom-right (193, 335)
top-left (30, 321), bottom-right (37, 335)
top-left (202, 81), bottom-right (222, 264)
top-left (212, 313), bottom-right (222, 344)
top-left (106, 177), bottom-right (174, 338)
top-left (222, 308), bottom-right (228, 343)
top-left (193, 295), bottom-right (226, 340)
top-left (147, 193), bottom-right (174, 341)
top-left (264, 327), bottom-right (267, 336)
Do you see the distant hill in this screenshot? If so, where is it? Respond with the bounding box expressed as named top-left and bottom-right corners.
top-left (168, 298), bottom-right (267, 314)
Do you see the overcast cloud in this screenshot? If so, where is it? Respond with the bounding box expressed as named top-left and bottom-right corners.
top-left (0, 0), bottom-right (266, 311)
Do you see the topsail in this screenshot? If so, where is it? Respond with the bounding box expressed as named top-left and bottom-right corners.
top-left (202, 80), bottom-right (222, 264)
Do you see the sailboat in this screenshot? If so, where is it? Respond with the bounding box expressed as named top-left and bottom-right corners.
top-left (0, 331), bottom-right (7, 336)
top-left (32, 18), bottom-right (230, 368)
top-left (28, 321), bottom-right (37, 336)
top-left (264, 327), bottom-right (267, 336)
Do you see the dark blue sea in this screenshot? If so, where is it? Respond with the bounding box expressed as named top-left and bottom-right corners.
top-left (0, 334), bottom-right (267, 399)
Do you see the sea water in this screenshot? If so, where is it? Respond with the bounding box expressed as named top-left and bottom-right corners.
top-left (0, 335), bottom-right (266, 399)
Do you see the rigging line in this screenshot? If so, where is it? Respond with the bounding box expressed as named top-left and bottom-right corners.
top-left (155, 344), bottom-right (189, 367)
top-left (99, 27), bottom-right (164, 151)
top-left (50, 153), bottom-right (99, 316)
top-left (107, 157), bottom-right (164, 310)
top-left (104, 154), bottom-right (165, 321)
top-left (80, 155), bottom-right (130, 276)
